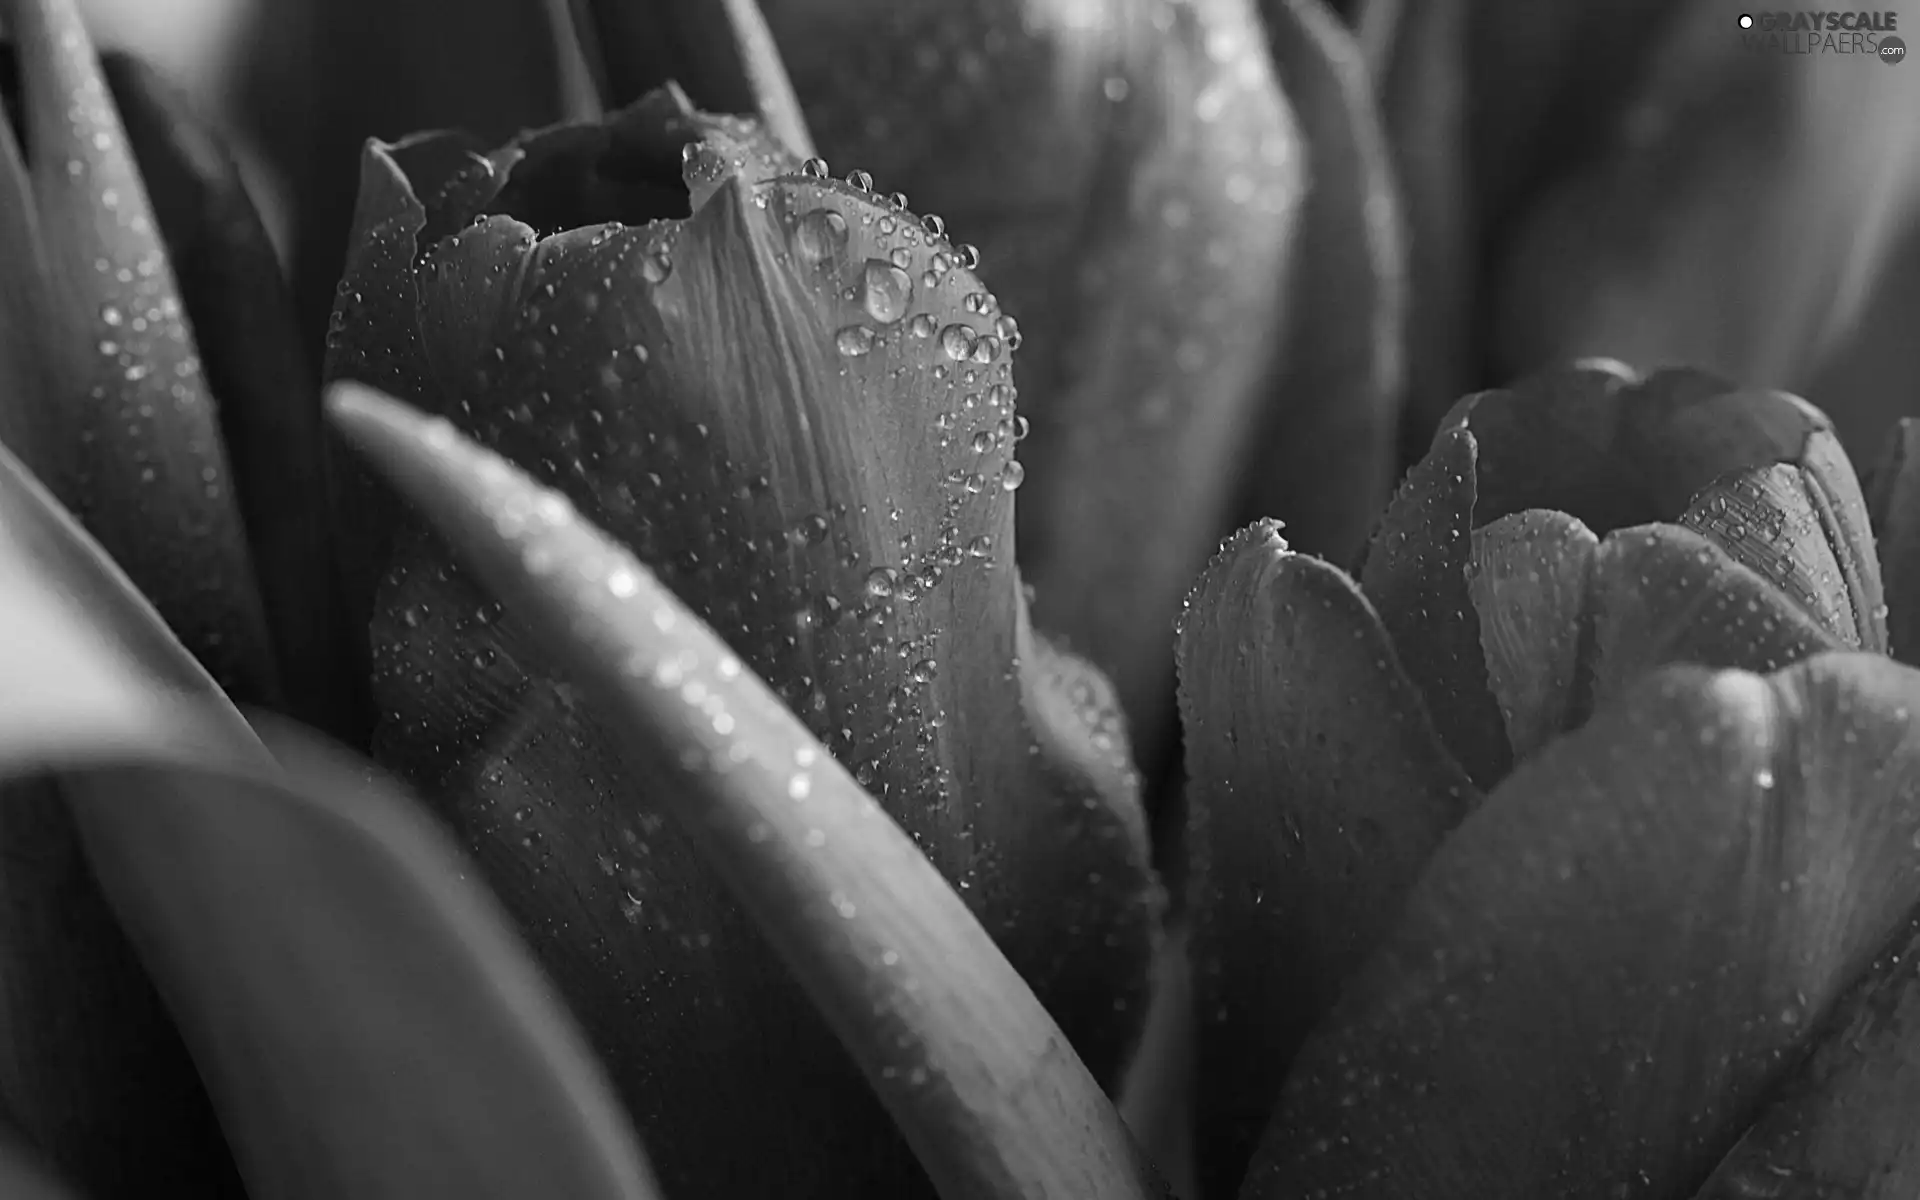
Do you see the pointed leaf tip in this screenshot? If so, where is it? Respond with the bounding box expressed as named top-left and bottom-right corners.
top-left (325, 381), bottom-right (1162, 1200)
top-left (8, 0), bottom-right (280, 704)
top-left (1178, 521), bottom-right (1474, 1197)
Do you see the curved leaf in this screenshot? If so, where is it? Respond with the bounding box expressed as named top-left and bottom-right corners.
top-left (1244, 654), bottom-right (1920, 1198)
top-left (101, 50), bottom-right (363, 740)
top-left (328, 381), bottom-right (1165, 1200)
top-left (1359, 425), bottom-right (1511, 786)
top-left (1240, 0), bottom-right (1405, 565)
top-left (9, 0), bottom-right (279, 703)
top-left (1695, 914), bottom-right (1920, 1198)
top-left (328, 95), bottom-right (1162, 1194)
top-left (0, 443), bottom-right (664, 1200)
top-left (1179, 520), bottom-right (1474, 1199)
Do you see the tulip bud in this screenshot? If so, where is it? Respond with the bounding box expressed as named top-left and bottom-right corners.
top-left (1181, 359), bottom-right (1889, 1195)
top-left (325, 91), bottom-right (1161, 1195)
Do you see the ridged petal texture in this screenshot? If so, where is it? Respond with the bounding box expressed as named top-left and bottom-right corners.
top-left (756, 0), bottom-right (1305, 778)
top-left (323, 92), bottom-right (1161, 1196)
top-left (1180, 360), bottom-right (1894, 1197)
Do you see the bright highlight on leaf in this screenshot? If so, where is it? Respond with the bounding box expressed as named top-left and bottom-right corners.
top-left (325, 380), bottom-right (1165, 1200)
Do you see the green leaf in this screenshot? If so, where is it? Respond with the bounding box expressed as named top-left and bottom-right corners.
top-left (101, 51), bottom-right (364, 740)
top-left (8, 0), bottom-right (279, 704)
top-left (1465, 509), bottom-right (1598, 760)
top-left (567, 0), bottom-right (816, 157)
top-left (0, 441), bottom-right (665, 1200)
top-left (1491, 4), bottom-right (1920, 393)
top-left (1243, 654), bottom-right (1920, 1199)
top-left (1587, 524), bottom-right (1843, 708)
top-left (328, 381), bottom-right (1166, 1200)
top-left (1179, 520), bottom-right (1474, 1199)
top-left (1694, 914), bottom-right (1920, 1197)
top-left (1359, 425), bottom-right (1512, 786)
top-left (1240, 0), bottom-right (1406, 566)
top-left (1866, 419), bottom-right (1920, 666)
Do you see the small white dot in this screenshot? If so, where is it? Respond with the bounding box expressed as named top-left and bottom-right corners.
top-left (1738, 13), bottom-right (1753, 28)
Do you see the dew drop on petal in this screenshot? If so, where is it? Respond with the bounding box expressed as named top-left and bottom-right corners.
top-left (801, 157), bottom-right (830, 178)
top-left (794, 209), bottom-right (850, 264)
top-left (939, 324), bottom-right (977, 361)
top-left (835, 325), bottom-right (877, 357)
top-left (861, 259), bottom-right (915, 325)
top-left (1001, 460), bottom-right (1026, 491)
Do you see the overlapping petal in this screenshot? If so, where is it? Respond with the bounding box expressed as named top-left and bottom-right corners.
top-left (1243, 654), bottom-right (1920, 1199)
top-left (324, 94), bottom-right (1161, 1195)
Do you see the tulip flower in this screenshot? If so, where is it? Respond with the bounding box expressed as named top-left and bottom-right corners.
top-left (2, 0), bottom-right (1919, 1199)
top-left (1182, 359), bottom-right (1920, 1197)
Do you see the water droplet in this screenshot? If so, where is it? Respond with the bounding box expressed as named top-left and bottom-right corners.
top-left (966, 535), bottom-right (993, 558)
top-left (788, 772), bottom-right (812, 800)
top-left (970, 430), bottom-right (994, 454)
top-left (908, 313), bottom-right (938, 338)
top-left (846, 169), bottom-right (873, 191)
top-left (865, 567), bottom-right (897, 597)
top-left (801, 157), bottom-right (830, 178)
top-left (886, 191), bottom-right (908, 210)
top-left (939, 324), bottom-right (977, 361)
top-left (955, 243), bottom-right (980, 270)
top-left (835, 324), bottom-right (877, 357)
top-left (1001, 460), bottom-right (1026, 491)
top-left (861, 260), bottom-right (915, 324)
top-left (794, 209), bottom-right (850, 264)
top-left (640, 249), bottom-right (672, 283)
top-left (921, 214), bottom-right (946, 237)
top-left (909, 659), bottom-right (938, 684)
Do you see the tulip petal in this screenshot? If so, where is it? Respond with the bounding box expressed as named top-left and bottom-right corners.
top-left (1694, 914), bottom-right (1920, 1198)
top-left (100, 52), bottom-right (364, 740)
top-left (568, 0), bottom-right (816, 158)
top-left (764, 0), bottom-right (1306, 781)
top-left (328, 382), bottom-right (1165, 1200)
top-left (1680, 463), bottom-right (1864, 648)
top-left (1588, 524), bottom-right (1842, 708)
top-left (1440, 362), bottom-right (1828, 534)
top-left (1491, 4), bottom-right (1920, 394)
top-left (327, 100), bottom-right (1162, 1193)
top-left (1243, 654), bottom-right (1920, 1199)
top-left (1180, 520), bottom-right (1476, 1198)
top-left (1866, 419), bottom-right (1920, 666)
top-left (0, 441), bottom-right (664, 1200)
top-left (9, 0), bottom-right (279, 703)
top-left (1465, 509), bottom-right (1598, 760)
top-left (1238, 0), bottom-right (1405, 565)
top-left (1359, 425), bottom-right (1511, 786)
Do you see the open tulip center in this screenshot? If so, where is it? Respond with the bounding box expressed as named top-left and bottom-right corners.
top-left (476, 105), bottom-right (693, 237)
